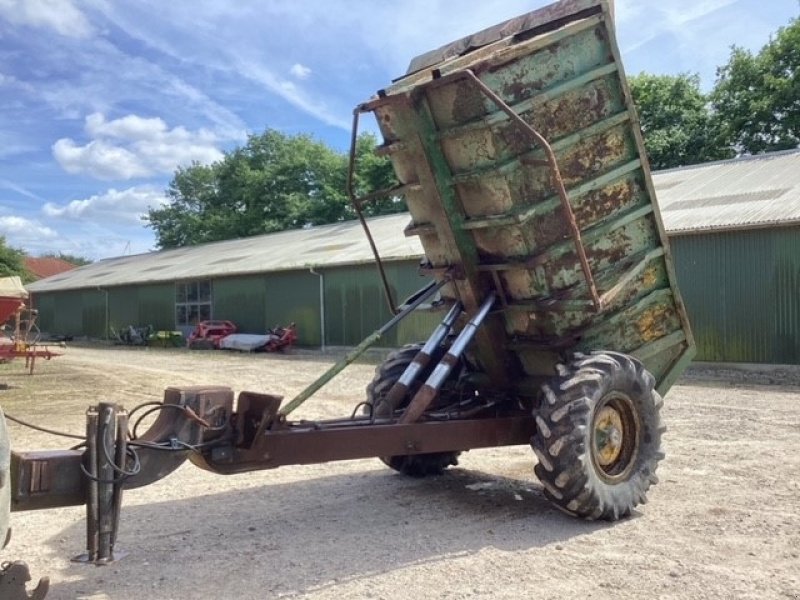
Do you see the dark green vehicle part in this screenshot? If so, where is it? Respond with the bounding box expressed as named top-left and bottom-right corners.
top-left (357, 0), bottom-right (694, 398)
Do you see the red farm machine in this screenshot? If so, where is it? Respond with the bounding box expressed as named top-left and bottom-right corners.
top-left (0, 1), bottom-right (694, 595)
top-left (0, 277), bottom-right (58, 375)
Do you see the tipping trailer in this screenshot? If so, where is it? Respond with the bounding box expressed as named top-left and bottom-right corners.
top-left (1, 0), bottom-right (693, 579)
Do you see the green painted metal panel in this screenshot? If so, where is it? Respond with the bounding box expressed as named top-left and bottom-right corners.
top-left (213, 276), bottom-right (267, 333)
top-left (672, 228), bottom-right (800, 364)
top-left (368, 0), bottom-right (695, 394)
top-left (264, 270), bottom-right (320, 346)
top-left (52, 290), bottom-right (84, 337)
top-left (323, 261), bottom-right (440, 347)
top-left (137, 284), bottom-right (174, 330)
top-left (81, 289), bottom-right (106, 339)
top-left (325, 265), bottom-right (393, 346)
top-left (31, 293), bottom-right (56, 333)
top-left (109, 286), bottom-right (139, 332)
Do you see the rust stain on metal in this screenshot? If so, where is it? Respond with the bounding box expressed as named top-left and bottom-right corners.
top-left (642, 265), bottom-right (659, 288)
top-left (560, 129), bottom-right (628, 187)
top-left (451, 81), bottom-right (487, 123)
top-left (573, 177), bottom-right (639, 228)
top-left (636, 305), bottom-right (672, 343)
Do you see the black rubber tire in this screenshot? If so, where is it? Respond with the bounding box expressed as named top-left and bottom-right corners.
top-left (366, 344), bottom-right (460, 477)
top-left (531, 351), bottom-right (665, 521)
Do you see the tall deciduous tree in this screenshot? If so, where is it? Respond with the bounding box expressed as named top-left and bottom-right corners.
top-left (712, 17), bottom-right (800, 154)
top-left (147, 130), bottom-right (399, 249)
top-left (0, 237), bottom-right (30, 282)
top-left (629, 73), bottom-right (731, 169)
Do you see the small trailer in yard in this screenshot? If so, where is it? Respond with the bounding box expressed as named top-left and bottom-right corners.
top-left (0, 0), bottom-right (693, 590)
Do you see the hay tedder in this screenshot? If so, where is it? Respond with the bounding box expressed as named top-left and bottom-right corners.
top-left (1, 1), bottom-right (694, 594)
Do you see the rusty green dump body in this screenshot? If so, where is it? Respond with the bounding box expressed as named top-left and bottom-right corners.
top-left (363, 0), bottom-right (694, 395)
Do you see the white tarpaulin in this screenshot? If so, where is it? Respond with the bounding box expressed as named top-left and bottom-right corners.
top-left (218, 333), bottom-right (277, 352)
top-left (0, 276), bottom-right (27, 299)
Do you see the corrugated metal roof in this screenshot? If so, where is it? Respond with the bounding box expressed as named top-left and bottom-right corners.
top-left (28, 213), bottom-right (423, 293)
top-left (28, 150), bottom-right (800, 293)
top-left (654, 149), bottom-right (800, 235)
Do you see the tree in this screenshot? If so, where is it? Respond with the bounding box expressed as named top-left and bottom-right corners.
top-left (41, 252), bottom-right (93, 266)
top-left (629, 73), bottom-right (731, 169)
top-left (712, 17), bottom-right (800, 154)
top-left (350, 133), bottom-right (405, 217)
top-left (146, 130), bottom-right (400, 249)
top-left (0, 237), bottom-right (31, 282)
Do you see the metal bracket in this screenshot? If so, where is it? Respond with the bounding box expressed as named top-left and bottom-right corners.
top-left (0, 561), bottom-right (49, 600)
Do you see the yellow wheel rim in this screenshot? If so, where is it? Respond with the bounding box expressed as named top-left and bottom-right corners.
top-left (591, 393), bottom-right (640, 483)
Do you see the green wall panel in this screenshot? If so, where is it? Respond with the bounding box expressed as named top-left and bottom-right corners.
top-left (32, 294), bottom-right (56, 334)
top-left (323, 261), bottom-right (441, 347)
top-left (52, 290), bottom-right (84, 337)
top-left (264, 271), bottom-right (320, 346)
top-left (109, 286), bottom-right (139, 333)
top-left (81, 289), bottom-right (106, 339)
top-left (213, 276), bottom-right (267, 333)
top-left (137, 284), bottom-right (175, 330)
top-left (672, 227), bottom-right (800, 364)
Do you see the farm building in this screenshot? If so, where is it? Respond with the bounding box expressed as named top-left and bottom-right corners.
top-left (26, 214), bottom-right (437, 348)
top-left (655, 149), bottom-right (800, 364)
top-left (26, 149), bottom-right (800, 363)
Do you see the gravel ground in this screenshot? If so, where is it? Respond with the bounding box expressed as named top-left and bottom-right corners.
top-left (1, 345), bottom-right (799, 600)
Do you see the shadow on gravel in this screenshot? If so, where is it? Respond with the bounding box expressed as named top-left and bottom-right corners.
top-left (41, 466), bottom-right (617, 599)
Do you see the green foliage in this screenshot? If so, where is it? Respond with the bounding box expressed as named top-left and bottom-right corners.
top-left (147, 130), bottom-right (400, 249)
top-left (629, 73), bottom-right (732, 169)
top-left (0, 236), bottom-right (31, 282)
top-left (351, 133), bottom-right (406, 217)
top-left (712, 17), bottom-right (800, 154)
top-left (41, 252), bottom-right (93, 266)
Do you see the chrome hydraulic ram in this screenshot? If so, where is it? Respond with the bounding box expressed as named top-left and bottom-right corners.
top-left (400, 294), bottom-right (496, 424)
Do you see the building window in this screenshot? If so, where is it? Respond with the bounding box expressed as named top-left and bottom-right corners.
top-left (176, 280), bottom-right (212, 326)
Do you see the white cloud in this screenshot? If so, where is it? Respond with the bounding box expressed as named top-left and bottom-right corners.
top-left (42, 186), bottom-right (167, 224)
top-left (0, 215), bottom-right (58, 240)
top-left (0, 0), bottom-right (92, 38)
top-left (53, 139), bottom-right (151, 180)
top-left (52, 112), bottom-right (225, 180)
top-left (289, 63), bottom-right (312, 80)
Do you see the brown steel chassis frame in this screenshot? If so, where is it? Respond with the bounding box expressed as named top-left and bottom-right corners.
top-left (11, 386), bottom-right (537, 564)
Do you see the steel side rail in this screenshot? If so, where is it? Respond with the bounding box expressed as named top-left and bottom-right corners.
top-left (193, 415), bottom-right (537, 474)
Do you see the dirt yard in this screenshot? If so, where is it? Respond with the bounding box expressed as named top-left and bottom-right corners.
top-left (1, 345), bottom-right (798, 600)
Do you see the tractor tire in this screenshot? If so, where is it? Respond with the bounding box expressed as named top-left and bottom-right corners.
top-left (531, 351), bottom-right (665, 521)
top-left (366, 344), bottom-right (460, 477)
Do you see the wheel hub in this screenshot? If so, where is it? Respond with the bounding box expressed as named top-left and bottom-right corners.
top-left (591, 393), bottom-right (640, 482)
top-left (594, 406), bottom-right (624, 466)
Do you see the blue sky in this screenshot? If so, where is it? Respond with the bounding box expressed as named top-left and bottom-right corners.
top-left (1, 0), bottom-right (798, 260)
